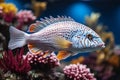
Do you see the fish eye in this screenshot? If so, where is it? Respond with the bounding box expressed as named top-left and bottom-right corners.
top-left (87, 34), bottom-right (93, 40)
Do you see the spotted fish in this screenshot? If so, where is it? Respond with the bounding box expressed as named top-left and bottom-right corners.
top-left (8, 16), bottom-right (105, 60)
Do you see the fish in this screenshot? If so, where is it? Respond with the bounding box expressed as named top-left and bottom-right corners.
top-left (8, 16), bottom-right (105, 60)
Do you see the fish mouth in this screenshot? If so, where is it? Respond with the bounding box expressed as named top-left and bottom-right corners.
top-left (97, 43), bottom-right (105, 48)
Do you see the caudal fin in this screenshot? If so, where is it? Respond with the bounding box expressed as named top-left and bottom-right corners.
top-left (8, 26), bottom-right (29, 50)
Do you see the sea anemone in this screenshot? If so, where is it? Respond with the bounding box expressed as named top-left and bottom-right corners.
top-left (27, 51), bottom-right (60, 71)
top-left (0, 48), bottom-right (31, 74)
top-left (63, 63), bottom-right (96, 80)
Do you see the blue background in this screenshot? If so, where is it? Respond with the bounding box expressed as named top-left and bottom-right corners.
top-left (5, 0), bottom-right (120, 60)
top-left (5, 0), bottom-right (120, 44)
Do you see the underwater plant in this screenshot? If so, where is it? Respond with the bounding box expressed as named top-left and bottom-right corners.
top-left (0, 48), bottom-right (31, 80)
top-left (63, 63), bottom-right (96, 80)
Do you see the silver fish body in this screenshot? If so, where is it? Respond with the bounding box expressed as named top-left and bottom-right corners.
top-left (8, 16), bottom-right (105, 57)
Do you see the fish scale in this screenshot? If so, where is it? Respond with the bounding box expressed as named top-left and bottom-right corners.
top-left (8, 16), bottom-right (105, 60)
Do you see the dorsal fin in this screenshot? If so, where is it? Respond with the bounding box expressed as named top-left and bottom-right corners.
top-left (27, 16), bottom-right (74, 32)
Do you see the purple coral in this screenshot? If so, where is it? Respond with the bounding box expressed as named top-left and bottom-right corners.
top-left (27, 52), bottom-right (60, 71)
top-left (0, 49), bottom-right (31, 74)
top-left (63, 63), bottom-right (96, 80)
top-left (3, 12), bottom-right (15, 23)
top-left (0, 6), bottom-right (16, 23)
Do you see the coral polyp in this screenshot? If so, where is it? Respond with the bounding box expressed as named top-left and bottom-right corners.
top-left (27, 52), bottom-right (60, 71)
top-left (63, 63), bottom-right (96, 80)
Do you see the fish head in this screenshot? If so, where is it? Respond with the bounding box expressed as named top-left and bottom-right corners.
top-left (72, 27), bottom-right (105, 52)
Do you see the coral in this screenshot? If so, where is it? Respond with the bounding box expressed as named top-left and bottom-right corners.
top-left (26, 51), bottom-right (61, 80)
top-left (85, 12), bottom-right (100, 26)
top-left (27, 51), bottom-right (60, 71)
top-left (63, 63), bottom-right (96, 80)
top-left (0, 3), bottom-right (36, 31)
top-left (31, 1), bottom-right (47, 17)
top-left (0, 3), bottom-right (17, 25)
top-left (0, 48), bottom-right (31, 74)
top-left (0, 71), bottom-right (30, 80)
top-left (82, 52), bottom-right (120, 80)
top-left (16, 10), bottom-right (36, 30)
top-left (3, 12), bottom-right (15, 23)
top-left (83, 12), bottom-right (120, 80)
top-left (0, 3), bottom-right (17, 14)
top-left (16, 10), bottom-right (36, 24)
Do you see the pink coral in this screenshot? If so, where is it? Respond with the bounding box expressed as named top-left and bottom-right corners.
top-left (27, 51), bottom-right (60, 71)
top-left (0, 49), bottom-right (31, 74)
top-left (16, 10), bottom-right (36, 23)
top-left (63, 63), bottom-right (96, 80)
top-left (16, 10), bottom-right (36, 30)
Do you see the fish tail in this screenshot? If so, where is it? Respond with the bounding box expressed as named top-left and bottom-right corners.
top-left (8, 26), bottom-right (30, 50)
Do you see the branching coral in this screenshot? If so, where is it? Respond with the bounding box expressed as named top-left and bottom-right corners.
top-left (63, 63), bottom-right (96, 80)
top-left (27, 51), bottom-right (60, 71)
top-left (17, 10), bottom-right (36, 23)
top-left (26, 51), bottom-right (61, 80)
top-left (0, 48), bottom-right (31, 74)
top-left (16, 10), bottom-right (36, 30)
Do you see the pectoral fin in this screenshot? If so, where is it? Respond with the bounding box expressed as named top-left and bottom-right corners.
top-left (57, 51), bottom-right (72, 60)
top-left (54, 36), bottom-right (72, 49)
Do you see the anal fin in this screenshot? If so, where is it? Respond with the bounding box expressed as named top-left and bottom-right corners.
top-left (57, 51), bottom-right (71, 60)
top-left (28, 44), bottom-right (42, 54)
